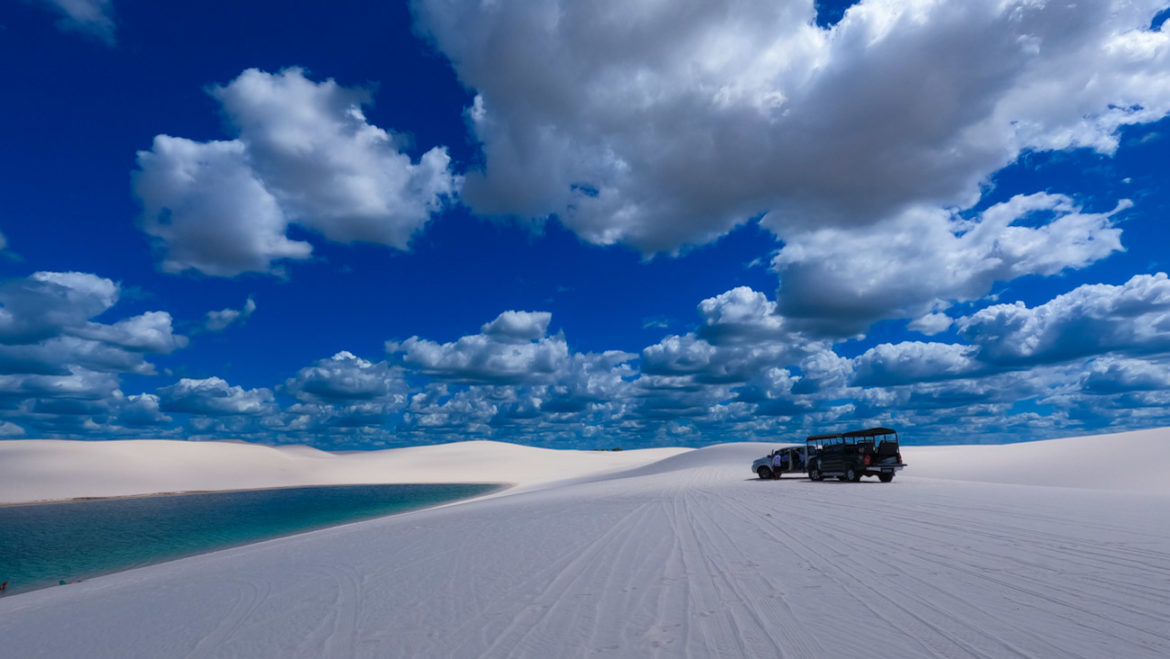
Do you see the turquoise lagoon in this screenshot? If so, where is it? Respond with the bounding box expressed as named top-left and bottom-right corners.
top-left (0, 482), bottom-right (503, 595)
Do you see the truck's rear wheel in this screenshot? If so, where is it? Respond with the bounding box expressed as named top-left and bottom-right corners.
top-left (878, 473), bottom-right (894, 483)
top-left (757, 466), bottom-right (772, 480)
top-left (846, 467), bottom-right (860, 482)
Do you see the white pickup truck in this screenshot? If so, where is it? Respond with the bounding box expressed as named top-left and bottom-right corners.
top-left (751, 446), bottom-right (808, 479)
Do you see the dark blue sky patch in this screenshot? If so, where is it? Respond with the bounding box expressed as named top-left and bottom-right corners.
top-left (1151, 7), bottom-right (1170, 30)
top-left (815, 1), bottom-right (860, 28)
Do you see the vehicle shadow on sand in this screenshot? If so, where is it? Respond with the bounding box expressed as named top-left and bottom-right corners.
top-left (744, 477), bottom-right (881, 484)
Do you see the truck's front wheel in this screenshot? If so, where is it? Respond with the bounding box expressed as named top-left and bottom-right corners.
top-left (757, 466), bottom-right (772, 480)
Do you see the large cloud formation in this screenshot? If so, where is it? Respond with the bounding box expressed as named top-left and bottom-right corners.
top-left (960, 273), bottom-right (1170, 365)
top-left (134, 68), bottom-right (460, 276)
top-left (3, 274), bottom-right (1169, 446)
top-left (17, 0), bottom-right (1170, 445)
top-left (0, 272), bottom-right (187, 435)
top-left (772, 193), bottom-right (1127, 336)
top-left (414, 0), bottom-right (1170, 253)
top-left (378, 278), bottom-right (1170, 445)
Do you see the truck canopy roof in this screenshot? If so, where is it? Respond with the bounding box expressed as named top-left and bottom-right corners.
top-left (806, 427), bottom-right (898, 441)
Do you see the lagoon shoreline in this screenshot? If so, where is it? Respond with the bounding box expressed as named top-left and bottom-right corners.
top-left (0, 481), bottom-right (514, 508)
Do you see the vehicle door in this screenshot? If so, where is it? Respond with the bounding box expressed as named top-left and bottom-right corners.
top-left (858, 438), bottom-right (876, 468)
top-left (842, 435), bottom-right (858, 469)
top-left (806, 440), bottom-right (822, 472)
top-left (791, 447), bottom-right (806, 472)
top-left (821, 436), bottom-right (844, 472)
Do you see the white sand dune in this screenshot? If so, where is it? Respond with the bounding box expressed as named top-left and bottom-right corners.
top-left (0, 439), bottom-right (689, 504)
top-left (2, 429), bottom-right (1169, 657)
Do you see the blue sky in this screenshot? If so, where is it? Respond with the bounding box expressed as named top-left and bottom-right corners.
top-left (1, 0), bottom-right (1169, 448)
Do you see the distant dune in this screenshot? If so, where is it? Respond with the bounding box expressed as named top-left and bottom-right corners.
top-left (2, 428), bottom-right (1166, 504)
top-left (0, 439), bottom-right (689, 504)
top-left (904, 427), bottom-right (1170, 493)
top-left (2, 428), bottom-right (1168, 657)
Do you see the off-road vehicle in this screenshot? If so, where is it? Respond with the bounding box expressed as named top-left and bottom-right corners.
top-left (806, 427), bottom-right (906, 482)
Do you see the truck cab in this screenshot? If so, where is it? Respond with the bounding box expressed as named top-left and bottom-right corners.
top-left (806, 427), bottom-right (906, 482)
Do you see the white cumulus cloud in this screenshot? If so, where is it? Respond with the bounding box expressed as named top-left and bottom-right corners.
top-left (212, 68), bottom-right (460, 247)
top-left (157, 377), bottom-right (275, 416)
top-left (284, 351), bottom-right (405, 403)
top-left (960, 272), bottom-right (1170, 365)
top-left (0, 272), bottom-right (186, 375)
top-left (852, 341), bottom-right (978, 387)
top-left (115, 393), bottom-right (172, 428)
top-left (134, 137), bottom-right (311, 277)
top-left (1080, 356), bottom-right (1170, 394)
top-left (135, 68), bottom-right (459, 277)
top-left (414, 0), bottom-right (1170, 252)
top-left (389, 311), bottom-right (569, 384)
top-left (204, 297), bottom-right (257, 333)
top-left (772, 193), bottom-right (1127, 336)
top-left (74, 311), bottom-right (188, 354)
top-left (643, 287), bottom-right (827, 383)
top-left (0, 271), bottom-right (197, 436)
top-left (481, 310), bottom-right (552, 343)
